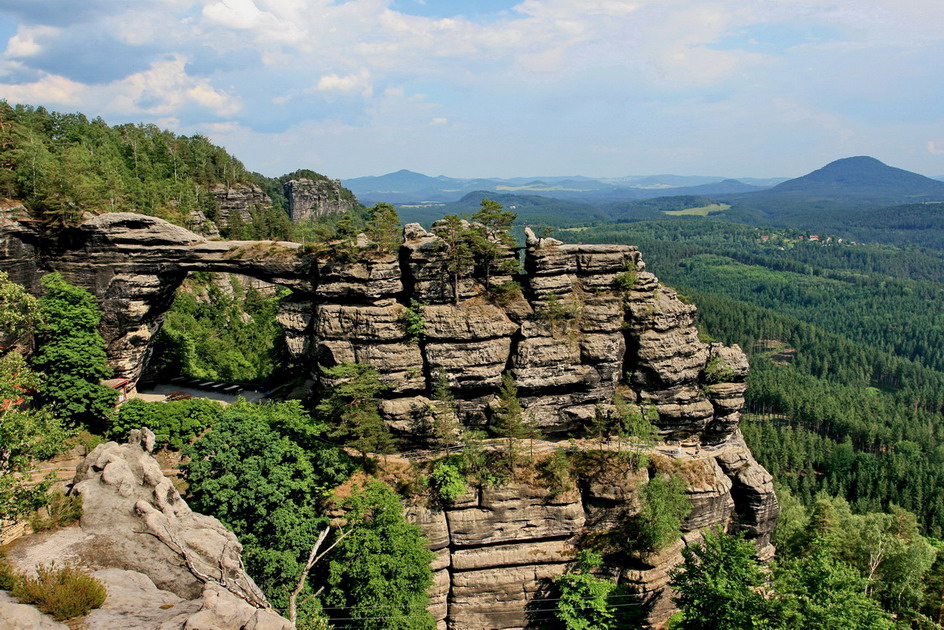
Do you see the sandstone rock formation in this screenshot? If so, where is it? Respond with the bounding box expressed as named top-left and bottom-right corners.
top-left (285, 178), bottom-right (358, 222)
top-left (0, 429), bottom-right (293, 630)
top-left (209, 183), bottom-right (271, 226)
top-left (407, 439), bottom-right (776, 629)
top-left (0, 212), bottom-right (779, 629)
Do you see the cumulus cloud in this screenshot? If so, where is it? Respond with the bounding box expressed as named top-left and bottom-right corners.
top-left (4, 25), bottom-right (58, 58)
top-left (0, 55), bottom-right (240, 118)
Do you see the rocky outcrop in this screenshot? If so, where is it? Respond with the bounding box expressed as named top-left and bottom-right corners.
top-left (0, 430), bottom-right (293, 630)
top-left (285, 178), bottom-right (358, 222)
top-left (407, 441), bottom-right (777, 629)
top-left (1, 213), bottom-right (313, 379)
top-left (209, 183), bottom-right (271, 227)
top-left (0, 213), bottom-right (776, 628)
top-left (0, 212), bottom-right (752, 441)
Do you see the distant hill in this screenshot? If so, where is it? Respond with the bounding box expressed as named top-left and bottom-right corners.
top-left (343, 171), bottom-right (778, 205)
top-left (724, 157), bottom-right (944, 218)
top-left (395, 191), bottom-right (607, 227)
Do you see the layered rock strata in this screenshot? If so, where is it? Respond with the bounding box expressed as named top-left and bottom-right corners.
top-left (408, 441), bottom-right (776, 629)
top-left (209, 183), bottom-right (271, 226)
top-left (285, 178), bottom-right (358, 222)
top-left (1, 211), bottom-right (756, 442)
top-left (0, 213), bottom-right (779, 628)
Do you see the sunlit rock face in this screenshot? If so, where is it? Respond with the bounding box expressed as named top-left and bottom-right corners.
top-left (1, 213), bottom-right (777, 629)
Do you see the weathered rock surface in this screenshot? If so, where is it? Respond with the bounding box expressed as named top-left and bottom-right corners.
top-left (1, 213), bottom-right (775, 629)
top-left (0, 591), bottom-right (69, 630)
top-left (0, 430), bottom-right (293, 630)
top-left (407, 440), bottom-right (779, 629)
top-left (209, 183), bottom-right (271, 227)
top-left (285, 178), bottom-right (358, 222)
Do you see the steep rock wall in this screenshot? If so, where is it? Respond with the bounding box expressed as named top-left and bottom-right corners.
top-left (409, 443), bottom-right (775, 629)
top-left (0, 213), bottom-right (779, 628)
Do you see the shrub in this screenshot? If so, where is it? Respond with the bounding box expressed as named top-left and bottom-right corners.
top-left (703, 356), bottom-right (736, 384)
top-left (429, 461), bottom-right (467, 504)
top-left (613, 269), bottom-right (637, 292)
top-left (29, 490), bottom-right (83, 532)
top-left (12, 564), bottom-right (107, 620)
top-left (537, 293), bottom-right (582, 323)
top-left (488, 280), bottom-right (523, 307)
top-left (635, 474), bottom-right (692, 553)
top-left (0, 553), bottom-right (18, 591)
top-left (538, 449), bottom-right (573, 496)
top-left (399, 299), bottom-right (426, 343)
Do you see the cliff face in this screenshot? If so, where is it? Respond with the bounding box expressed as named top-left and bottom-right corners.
top-left (0, 213), bottom-right (779, 628)
top-left (410, 444), bottom-right (775, 629)
top-left (285, 178), bottom-right (359, 222)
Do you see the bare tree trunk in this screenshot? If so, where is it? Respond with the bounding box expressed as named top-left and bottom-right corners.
top-left (287, 526), bottom-right (351, 625)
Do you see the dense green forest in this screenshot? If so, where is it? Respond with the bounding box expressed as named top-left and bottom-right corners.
top-left (0, 101), bottom-right (365, 242)
top-left (0, 101), bottom-right (255, 225)
top-left (148, 273), bottom-right (291, 384)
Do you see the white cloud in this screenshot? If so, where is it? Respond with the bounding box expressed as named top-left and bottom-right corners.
top-left (4, 25), bottom-right (58, 58)
top-left (0, 55), bottom-right (240, 118)
top-left (928, 141), bottom-right (944, 156)
top-left (1, 0), bottom-right (944, 176)
top-left (0, 72), bottom-right (84, 105)
top-left (203, 0), bottom-right (272, 30)
top-left (315, 70), bottom-right (373, 97)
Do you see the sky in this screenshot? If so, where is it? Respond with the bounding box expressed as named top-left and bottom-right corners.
top-left (0, 0), bottom-right (942, 180)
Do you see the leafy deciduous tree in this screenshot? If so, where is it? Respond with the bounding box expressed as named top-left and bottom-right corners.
top-left (32, 273), bottom-right (115, 427)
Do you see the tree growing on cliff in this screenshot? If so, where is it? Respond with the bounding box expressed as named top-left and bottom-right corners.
top-left (670, 527), bottom-right (778, 630)
top-left (491, 373), bottom-right (539, 467)
top-left (634, 473), bottom-right (692, 553)
top-left (316, 363), bottom-right (394, 457)
top-left (31, 273), bottom-right (115, 427)
top-left (469, 199), bottom-right (518, 291)
top-left (553, 550), bottom-right (622, 630)
top-left (364, 202), bottom-right (402, 254)
top-left (434, 215), bottom-right (475, 303)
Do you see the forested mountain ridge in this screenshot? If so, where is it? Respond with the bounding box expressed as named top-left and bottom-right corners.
top-left (0, 102), bottom-right (357, 239)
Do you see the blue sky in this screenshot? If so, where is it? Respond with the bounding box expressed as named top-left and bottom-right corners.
top-left (0, 0), bottom-right (942, 180)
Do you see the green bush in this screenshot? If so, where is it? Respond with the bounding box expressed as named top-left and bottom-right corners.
top-left (613, 269), bottom-right (637, 292)
top-left (12, 564), bottom-right (107, 620)
top-left (429, 461), bottom-right (467, 504)
top-left (399, 299), bottom-right (426, 343)
top-left (703, 356), bottom-right (736, 384)
top-left (112, 398), bottom-right (223, 449)
top-left (636, 474), bottom-right (692, 553)
top-left (538, 449), bottom-right (573, 496)
top-left (488, 280), bottom-right (523, 307)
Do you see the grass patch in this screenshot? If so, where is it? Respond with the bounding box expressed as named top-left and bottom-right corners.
top-left (664, 203), bottom-right (730, 216)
